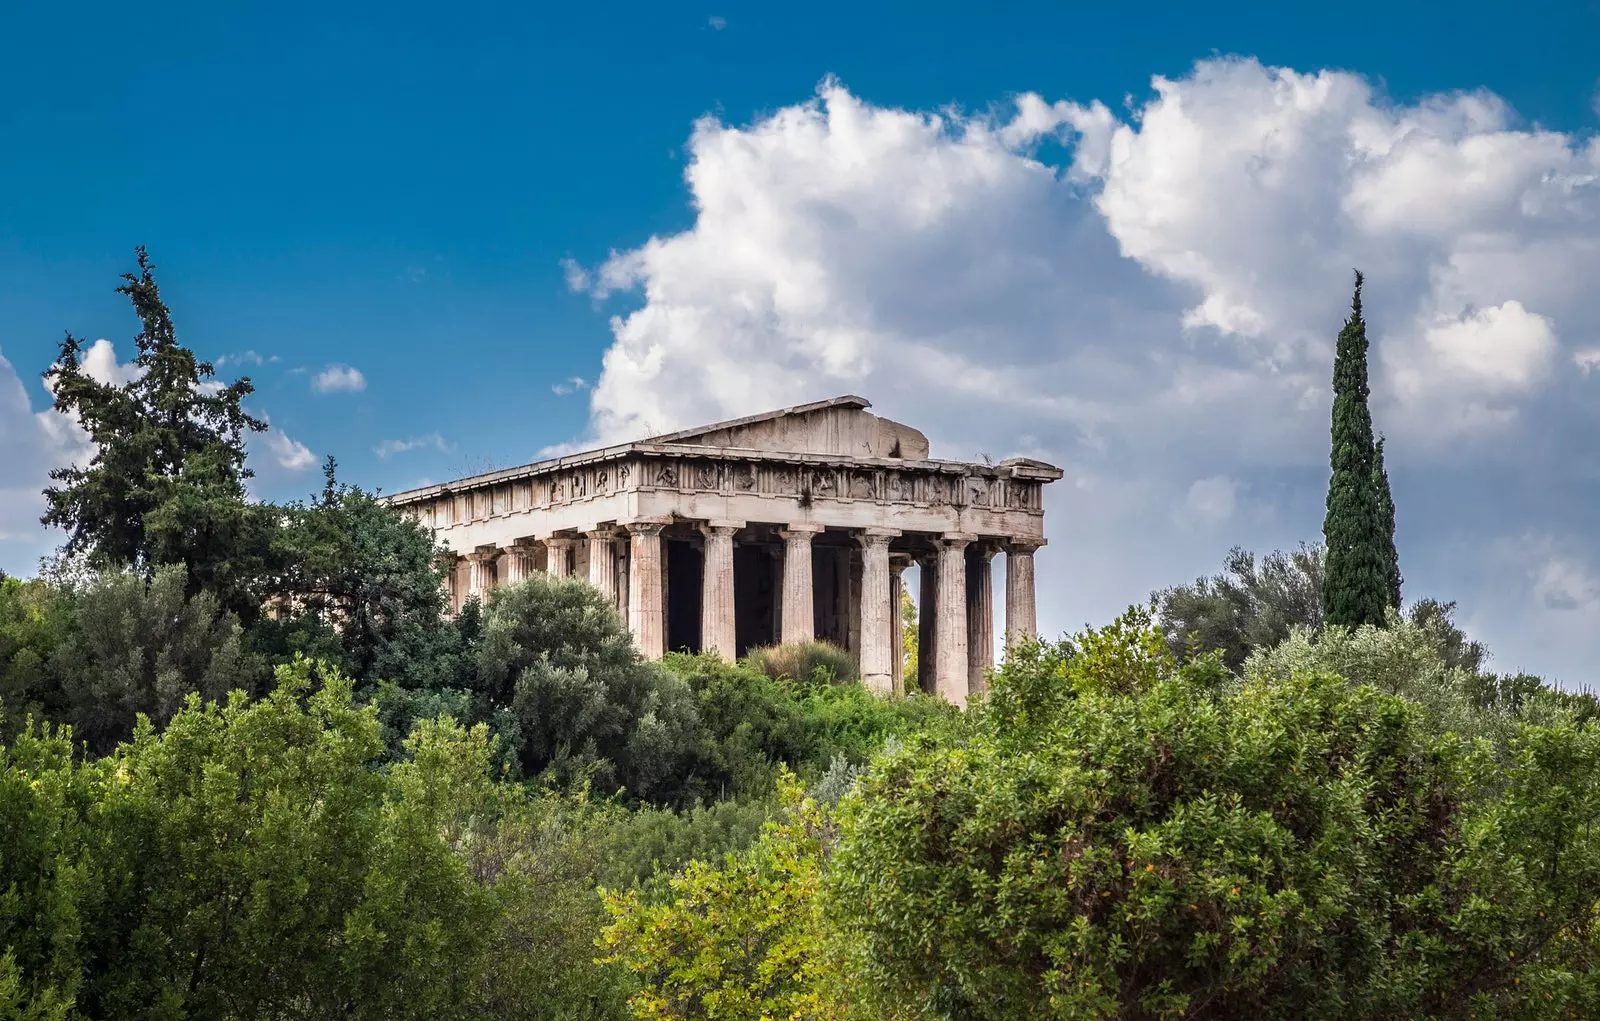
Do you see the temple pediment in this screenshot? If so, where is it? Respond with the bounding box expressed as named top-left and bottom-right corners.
top-left (645, 395), bottom-right (931, 460)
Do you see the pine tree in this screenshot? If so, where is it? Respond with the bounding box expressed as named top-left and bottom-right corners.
top-left (1321, 271), bottom-right (1391, 628)
top-left (1373, 435), bottom-right (1401, 610)
top-left (42, 248), bottom-right (269, 610)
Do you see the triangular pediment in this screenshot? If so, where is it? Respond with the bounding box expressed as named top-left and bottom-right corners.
top-left (644, 395), bottom-right (931, 460)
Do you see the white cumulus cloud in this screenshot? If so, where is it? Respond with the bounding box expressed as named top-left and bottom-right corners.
top-left (374, 433), bottom-right (450, 459)
top-left (566, 60), bottom-right (1600, 683)
top-left (266, 429), bottom-right (317, 471)
top-left (310, 364), bottom-right (367, 394)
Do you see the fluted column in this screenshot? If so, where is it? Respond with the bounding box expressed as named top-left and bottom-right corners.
top-left (935, 534), bottom-right (974, 707)
top-left (967, 543), bottom-right (997, 698)
top-left (587, 527), bottom-right (619, 608)
top-left (889, 555), bottom-right (910, 694)
top-left (1005, 539), bottom-right (1044, 652)
top-left (778, 525), bottom-right (823, 645)
top-left (700, 521), bottom-right (741, 659)
top-left (501, 540), bottom-right (539, 585)
top-left (466, 549), bottom-right (497, 604)
top-left (917, 554), bottom-right (937, 694)
top-left (627, 519), bottom-right (669, 660)
top-left (545, 536), bottom-right (575, 579)
top-left (856, 529), bottom-right (898, 694)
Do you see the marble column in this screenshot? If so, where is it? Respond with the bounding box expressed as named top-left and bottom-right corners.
top-left (501, 541), bottom-right (538, 585)
top-left (626, 519), bottom-right (669, 659)
top-left (917, 554), bottom-right (937, 695)
top-left (889, 555), bottom-right (910, 694)
top-left (466, 549), bottom-right (497, 604)
top-left (778, 525), bottom-right (823, 644)
top-left (855, 529), bottom-right (898, 694)
top-left (545, 536), bottom-right (575, 579)
top-left (1005, 539), bottom-right (1044, 652)
top-left (966, 543), bottom-right (997, 698)
top-left (700, 521), bottom-right (741, 660)
top-left (935, 533), bottom-right (975, 708)
top-left (587, 527), bottom-right (619, 608)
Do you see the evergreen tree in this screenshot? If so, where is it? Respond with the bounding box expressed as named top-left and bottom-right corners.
top-left (42, 248), bottom-right (269, 612)
top-left (1373, 434), bottom-right (1401, 609)
top-left (1320, 271), bottom-right (1390, 627)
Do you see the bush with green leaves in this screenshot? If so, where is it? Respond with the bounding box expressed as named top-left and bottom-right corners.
top-left (0, 657), bottom-right (497, 1020)
top-left (475, 574), bottom-right (704, 803)
top-left (826, 610), bottom-right (1600, 1020)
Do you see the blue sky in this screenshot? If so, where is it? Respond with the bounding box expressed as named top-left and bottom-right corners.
top-left (3, 1), bottom-right (1599, 682)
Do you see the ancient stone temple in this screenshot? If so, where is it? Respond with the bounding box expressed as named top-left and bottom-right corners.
top-left (387, 396), bottom-right (1060, 707)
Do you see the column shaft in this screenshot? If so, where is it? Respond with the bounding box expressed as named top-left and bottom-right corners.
top-left (466, 552), bottom-right (496, 604)
top-left (890, 556), bottom-right (909, 694)
top-left (627, 521), bottom-right (668, 659)
top-left (779, 526), bottom-right (822, 644)
top-left (545, 538), bottom-right (575, 580)
top-left (1005, 540), bottom-right (1043, 652)
top-left (856, 531), bottom-right (897, 694)
top-left (967, 545), bottom-right (996, 698)
top-left (588, 529), bottom-right (619, 608)
top-left (699, 522), bottom-right (740, 659)
top-left (934, 535), bottom-right (973, 707)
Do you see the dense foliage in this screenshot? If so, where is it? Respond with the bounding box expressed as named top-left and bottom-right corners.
top-left (8, 255), bottom-right (1598, 1020)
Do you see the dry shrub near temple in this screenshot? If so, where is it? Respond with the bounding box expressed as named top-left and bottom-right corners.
top-left (746, 641), bottom-right (859, 686)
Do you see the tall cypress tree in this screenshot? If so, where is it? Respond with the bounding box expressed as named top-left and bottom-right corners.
top-left (1373, 435), bottom-right (1401, 610)
top-left (1321, 271), bottom-right (1391, 627)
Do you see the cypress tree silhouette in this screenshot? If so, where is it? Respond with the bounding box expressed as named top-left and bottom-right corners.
top-left (1321, 271), bottom-right (1391, 627)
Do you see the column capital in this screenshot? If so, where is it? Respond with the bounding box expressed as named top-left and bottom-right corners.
top-left (509, 536), bottom-right (541, 551)
top-left (778, 523), bottom-right (825, 539)
top-left (624, 516), bottom-right (671, 536)
top-left (544, 534), bottom-right (578, 548)
top-left (888, 552), bottom-right (913, 575)
top-left (1005, 537), bottom-right (1047, 555)
top-left (856, 527), bottom-right (901, 548)
top-left (974, 541), bottom-right (1000, 562)
top-left (938, 531), bottom-right (978, 550)
top-left (586, 525), bottom-right (621, 539)
top-left (698, 519), bottom-right (745, 538)
top-left (466, 547), bottom-right (498, 563)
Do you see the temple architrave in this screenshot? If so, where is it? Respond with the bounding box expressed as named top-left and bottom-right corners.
top-left (386, 396), bottom-right (1061, 707)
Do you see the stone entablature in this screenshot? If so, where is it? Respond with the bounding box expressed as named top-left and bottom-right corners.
top-left (384, 395), bottom-right (1063, 707)
top-left (394, 446), bottom-right (1051, 540)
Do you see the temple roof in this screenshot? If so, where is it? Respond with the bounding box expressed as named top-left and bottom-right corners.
top-left (386, 395), bottom-right (1061, 504)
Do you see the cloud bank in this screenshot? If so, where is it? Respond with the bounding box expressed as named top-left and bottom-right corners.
top-left (570, 58), bottom-right (1600, 683)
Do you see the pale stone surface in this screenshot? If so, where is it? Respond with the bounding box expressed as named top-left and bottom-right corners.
top-left (699, 521), bottom-right (741, 659)
top-left (390, 397), bottom-right (1063, 704)
top-left (778, 525), bottom-right (823, 644)
top-left (466, 549), bottom-right (496, 603)
top-left (967, 543), bottom-right (996, 698)
top-left (587, 528), bottom-right (619, 608)
top-left (626, 519), bottom-right (669, 660)
top-left (546, 536), bottom-right (575, 579)
top-left (1005, 539), bottom-right (1043, 650)
top-left (934, 534), bottom-right (974, 707)
top-left (856, 529), bottom-right (898, 693)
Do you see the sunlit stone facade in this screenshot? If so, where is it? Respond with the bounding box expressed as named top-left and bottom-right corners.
top-left (387, 396), bottom-right (1060, 706)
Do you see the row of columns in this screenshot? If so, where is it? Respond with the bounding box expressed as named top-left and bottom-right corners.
top-left (448, 521), bottom-right (1041, 707)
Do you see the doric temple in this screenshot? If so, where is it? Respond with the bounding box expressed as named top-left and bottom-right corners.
top-left (386, 396), bottom-right (1061, 707)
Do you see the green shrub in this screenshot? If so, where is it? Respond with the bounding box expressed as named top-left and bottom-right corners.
top-left (826, 610), bottom-right (1600, 1020)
